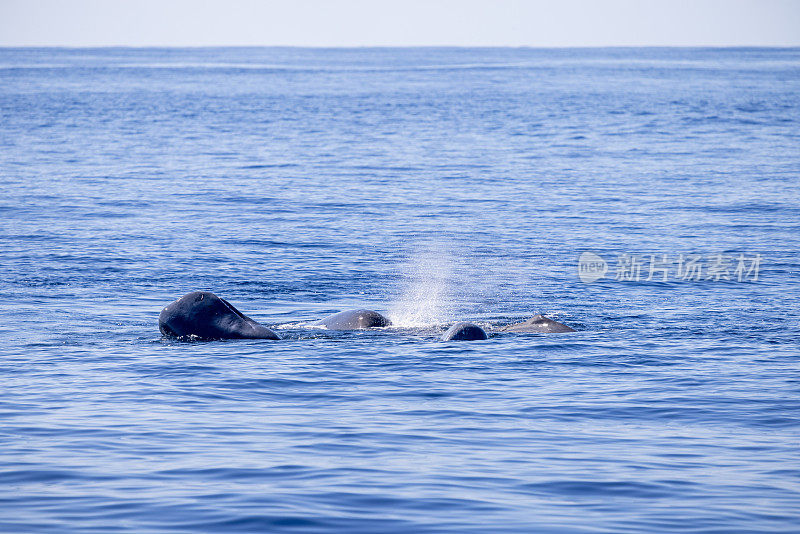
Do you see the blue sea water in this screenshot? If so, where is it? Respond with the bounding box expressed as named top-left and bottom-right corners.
top-left (1, 47), bottom-right (799, 533)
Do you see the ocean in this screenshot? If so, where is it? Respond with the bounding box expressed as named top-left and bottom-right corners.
top-left (1, 47), bottom-right (799, 532)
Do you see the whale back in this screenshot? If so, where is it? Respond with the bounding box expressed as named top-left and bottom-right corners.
top-left (499, 314), bottom-right (575, 333)
top-left (159, 291), bottom-right (280, 340)
top-left (442, 322), bottom-right (488, 341)
top-left (318, 309), bottom-right (391, 330)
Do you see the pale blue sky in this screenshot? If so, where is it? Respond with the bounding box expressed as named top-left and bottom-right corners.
top-left (1, 0), bottom-right (798, 47)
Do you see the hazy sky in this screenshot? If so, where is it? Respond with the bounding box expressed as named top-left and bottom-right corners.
top-left (1, 0), bottom-right (798, 47)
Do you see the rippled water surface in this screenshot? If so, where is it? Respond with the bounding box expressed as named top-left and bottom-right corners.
top-left (1, 47), bottom-right (799, 533)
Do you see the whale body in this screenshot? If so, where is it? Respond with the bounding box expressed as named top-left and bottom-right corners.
top-left (317, 309), bottom-right (391, 330)
top-left (442, 322), bottom-right (489, 341)
top-left (159, 291), bottom-right (280, 340)
top-left (499, 314), bottom-right (575, 333)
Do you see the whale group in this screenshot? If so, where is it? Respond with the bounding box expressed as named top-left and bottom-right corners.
top-left (159, 291), bottom-right (576, 342)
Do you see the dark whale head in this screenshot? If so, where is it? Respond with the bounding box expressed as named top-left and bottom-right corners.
top-left (317, 309), bottom-right (391, 330)
top-left (159, 291), bottom-right (280, 340)
top-left (441, 322), bottom-right (488, 341)
top-left (499, 314), bottom-right (575, 333)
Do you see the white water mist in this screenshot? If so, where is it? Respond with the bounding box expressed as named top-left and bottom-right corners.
top-left (388, 243), bottom-right (455, 327)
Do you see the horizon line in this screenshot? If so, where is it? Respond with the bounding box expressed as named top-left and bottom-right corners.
top-left (2, 44), bottom-right (799, 50)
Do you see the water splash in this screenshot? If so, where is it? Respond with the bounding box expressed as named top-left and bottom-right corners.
top-left (388, 244), bottom-right (455, 327)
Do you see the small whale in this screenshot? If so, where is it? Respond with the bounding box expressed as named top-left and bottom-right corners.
top-left (442, 322), bottom-right (489, 341)
top-left (499, 314), bottom-right (575, 333)
top-left (159, 291), bottom-right (280, 340)
top-left (317, 309), bottom-right (391, 330)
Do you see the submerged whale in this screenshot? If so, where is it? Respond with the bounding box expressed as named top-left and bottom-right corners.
top-left (498, 314), bottom-right (575, 333)
top-left (317, 309), bottom-right (391, 330)
top-left (159, 291), bottom-right (280, 340)
top-left (442, 322), bottom-right (489, 341)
